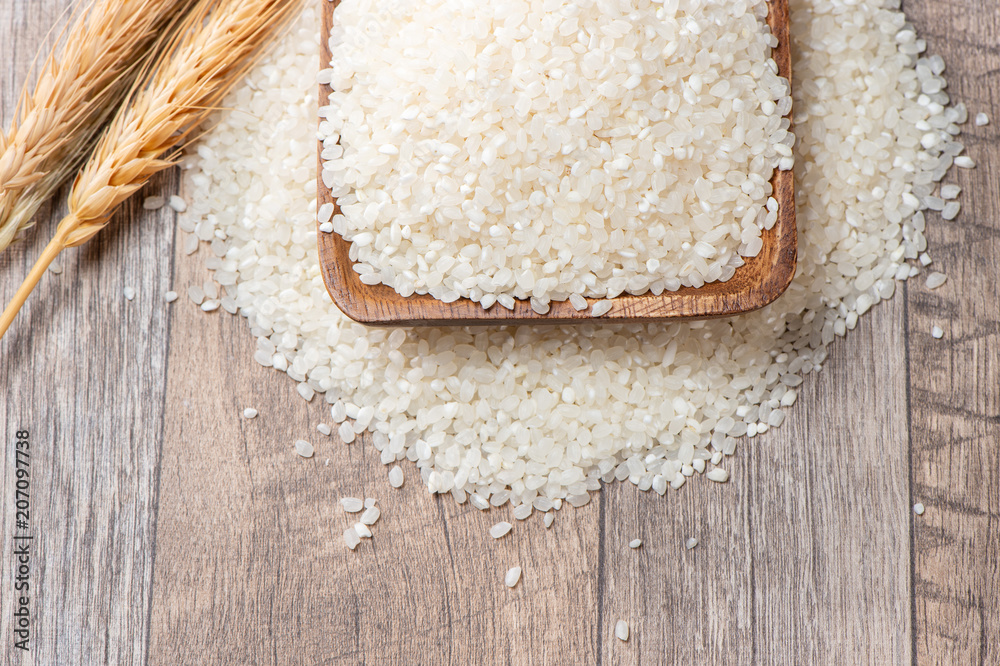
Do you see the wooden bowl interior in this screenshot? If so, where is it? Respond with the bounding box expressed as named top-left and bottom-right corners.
top-left (318, 0), bottom-right (796, 326)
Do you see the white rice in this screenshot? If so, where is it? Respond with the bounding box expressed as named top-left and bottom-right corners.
top-left (685, 537), bottom-right (698, 550)
top-left (294, 439), bottom-right (314, 458)
top-left (926, 272), bottom-right (947, 289)
top-left (490, 521), bottom-right (513, 539)
top-left (940, 184), bottom-right (961, 199)
top-left (590, 299), bottom-right (614, 317)
top-left (615, 620), bottom-right (629, 641)
top-left (512, 504), bottom-right (533, 520)
top-left (168, 195), bottom-right (188, 213)
top-left (504, 566), bottom-right (522, 589)
top-left (164, 290), bottom-right (179, 303)
top-left (338, 422), bottom-right (356, 444)
top-left (340, 497), bottom-right (364, 512)
top-left (180, 0), bottom-right (968, 509)
top-left (360, 506), bottom-right (381, 525)
top-left (706, 468), bottom-right (729, 483)
top-left (629, 538), bottom-right (642, 549)
top-left (187, 286), bottom-right (204, 305)
top-left (321, 0), bottom-right (792, 307)
top-left (388, 466), bottom-right (405, 488)
top-left (243, 407), bottom-right (258, 419)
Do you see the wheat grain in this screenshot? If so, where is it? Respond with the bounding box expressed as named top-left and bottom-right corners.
top-left (0, 0), bottom-right (303, 340)
top-left (0, 0), bottom-right (199, 252)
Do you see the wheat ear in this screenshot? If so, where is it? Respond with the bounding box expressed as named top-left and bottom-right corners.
top-left (0, 0), bottom-right (304, 340)
top-left (0, 0), bottom-right (201, 252)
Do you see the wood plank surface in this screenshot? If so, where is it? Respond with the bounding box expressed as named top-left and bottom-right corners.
top-left (0, 0), bottom-right (997, 664)
top-left (902, 2), bottom-right (1000, 662)
top-left (0, 4), bottom-right (178, 664)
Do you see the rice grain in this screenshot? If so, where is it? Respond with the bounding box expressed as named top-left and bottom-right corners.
top-left (490, 522), bottom-right (512, 539)
top-left (504, 567), bottom-right (522, 589)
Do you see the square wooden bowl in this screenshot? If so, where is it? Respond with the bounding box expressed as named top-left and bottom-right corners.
top-left (317, 0), bottom-right (796, 326)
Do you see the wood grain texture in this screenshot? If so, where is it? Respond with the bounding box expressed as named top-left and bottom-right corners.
top-left (0, 4), bottom-right (178, 664)
top-left (901, 2), bottom-right (1000, 663)
top-left (0, 0), bottom-right (996, 664)
top-left (317, 0), bottom-right (797, 325)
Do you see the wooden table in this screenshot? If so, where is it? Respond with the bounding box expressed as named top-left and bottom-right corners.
top-left (1, 1), bottom-right (997, 663)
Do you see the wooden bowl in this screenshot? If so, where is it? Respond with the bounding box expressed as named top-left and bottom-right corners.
top-left (318, 0), bottom-right (795, 326)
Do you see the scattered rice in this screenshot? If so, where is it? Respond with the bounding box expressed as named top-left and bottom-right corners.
top-left (168, 195), bottom-right (188, 212)
top-left (142, 195), bottom-right (166, 211)
top-left (931, 326), bottom-right (943, 339)
top-left (322, 0), bottom-right (791, 307)
top-left (913, 502), bottom-right (925, 515)
top-left (344, 527), bottom-right (361, 549)
top-left (504, 566), bottom-right (522, 589)
top-left (187, 285), bottom-right (204, 305)
top-left (955, 156), bottom-right (975, 168)
top-left (941, 202), bottom-right (961, 220)
top-left (388, 466), bottom-right (404, 488)
top-left (360, 506), bottom-right (381, 525)
top-left (615, 620), bottom-right (629, 642)
top-left (354, 522), bottom-right (372, 538)
top-left (926, 272), bottom-right (948, 289)
top-left (48, 263), bottom-right (62, 274)
top-left (706, 468), bottom-right (730, 483)
top-left (181, 1), bottom-right (969, 509)
top-left (123, 286), bottom-right (136, 301)
top-left (685, 537), bottom-right (698, 550)
top-left (164, 290), bottom-right (179, 303)
top-left (243, 407), bottom-right (258, 419)
top-left (340, 497), bottom-right (364, 512)
top-left (338, 421), bottom-right (356, 444)
top-left (940, 184), bottom-right (961, 199)
top-left (512, 504), bottom-right (533, 521)
top-left (490, 521), bottom-right (513, 539)
top-left (364, 497), bottom-right (377, 508)
top-left (317, 423), bottom-right (332, 436)
top-left (629, 539), bottom-right (642, 549)
top-left (975, 113), bottom-right (990, 126)
top-left (544, 513), bottom-right (555, 529)
top-left (294, 439), bottom-right (314, 458)
top-left (200, 300), bottom-right (220, 312)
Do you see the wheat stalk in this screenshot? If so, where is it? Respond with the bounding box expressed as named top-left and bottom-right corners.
top-left (0, 0), bottom-right (200, 253)
top-left (0, 0), bottom-right (304, 340)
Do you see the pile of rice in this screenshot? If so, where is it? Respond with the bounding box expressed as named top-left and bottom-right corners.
top-left (320, 0), bottom-right (793, 310)
top-left (180, 0), bottom-right (966, 510)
